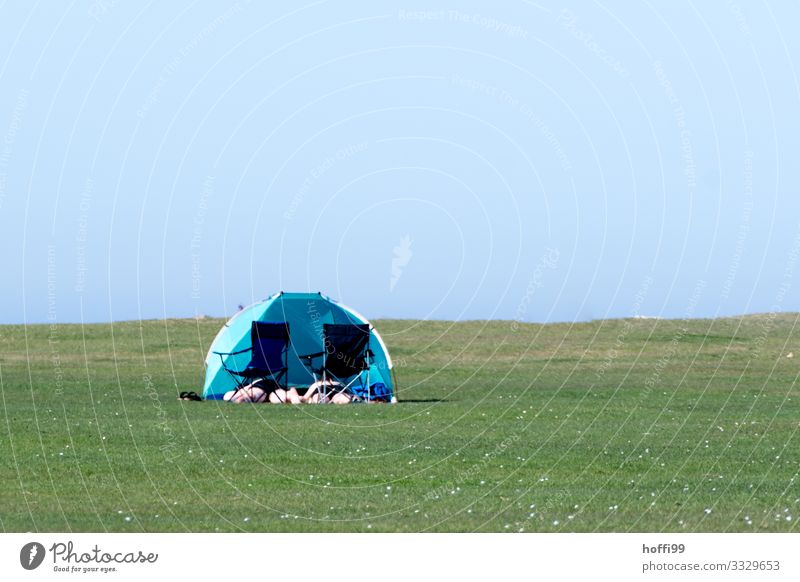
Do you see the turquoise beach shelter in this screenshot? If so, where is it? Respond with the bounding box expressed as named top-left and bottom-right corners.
top-left (202, 292), bottom-right (395, 400)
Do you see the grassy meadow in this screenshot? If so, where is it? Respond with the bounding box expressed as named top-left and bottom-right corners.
top-left (1, 314), bottom-right (798, 532)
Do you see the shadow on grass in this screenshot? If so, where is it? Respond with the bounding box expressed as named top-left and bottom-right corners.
top-left (397, 398), bottom-right (450, 403)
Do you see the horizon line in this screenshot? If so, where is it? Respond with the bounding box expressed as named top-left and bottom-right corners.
top-left (2, 310), bottom-right (797, 327)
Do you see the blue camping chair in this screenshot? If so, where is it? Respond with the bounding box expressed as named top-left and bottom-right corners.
top-left (300, 323), bottom-right (372, 401)
top-left (213, 321), bottom-right (290, 390)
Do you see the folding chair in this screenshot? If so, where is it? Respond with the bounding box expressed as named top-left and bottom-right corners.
top-left (300, 323), bottom-right (372, 401)
top-left (213, 321), bottom-right (290, 390)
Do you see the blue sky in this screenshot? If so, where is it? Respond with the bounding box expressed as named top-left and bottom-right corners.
top-left (1, 1), bottom-right (798, 324)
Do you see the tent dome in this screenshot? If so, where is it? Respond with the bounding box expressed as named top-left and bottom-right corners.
top-left (202, 292), bottom-right (394, 400)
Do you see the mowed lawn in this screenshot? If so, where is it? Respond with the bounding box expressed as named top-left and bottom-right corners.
top-left (1, 315), bottom-right (798, 532)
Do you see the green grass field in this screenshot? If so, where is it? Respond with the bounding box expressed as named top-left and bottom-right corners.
top-left (1, 315), bottom-right (798, 532)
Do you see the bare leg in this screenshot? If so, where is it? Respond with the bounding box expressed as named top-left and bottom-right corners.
top-left (230, 385), bottom-right (266, 403)
top-left (269, 389), bottom-right (286, 403)
top-left (302, 392), bottom-right (321, 404)
top-left (284, 387), bottom-right (303, 404)
top-left (331, 392), bottom-right (353, 405)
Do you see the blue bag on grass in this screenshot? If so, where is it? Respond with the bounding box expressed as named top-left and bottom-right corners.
top-left (351, 382), bottom-right (391, 402)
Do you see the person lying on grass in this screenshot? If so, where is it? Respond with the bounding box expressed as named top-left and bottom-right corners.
top-left (222, 379), bottom-right (358, 404)
top-left (223, 379), bottom-right (303, 404)
top-left (300, 379), bottom-right (353, 404)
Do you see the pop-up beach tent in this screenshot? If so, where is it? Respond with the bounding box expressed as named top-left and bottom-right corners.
top-left (202, 292), bottom-right (395, 400)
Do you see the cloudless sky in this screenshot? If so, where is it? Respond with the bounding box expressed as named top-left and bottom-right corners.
top-left (1, 1), bottom-right (799, 324)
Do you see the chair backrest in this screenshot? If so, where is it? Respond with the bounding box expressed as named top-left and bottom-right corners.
top-left (323, 323), bottom-right (370, 378)
top-left (249, 322), bottom-right (289, 373)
